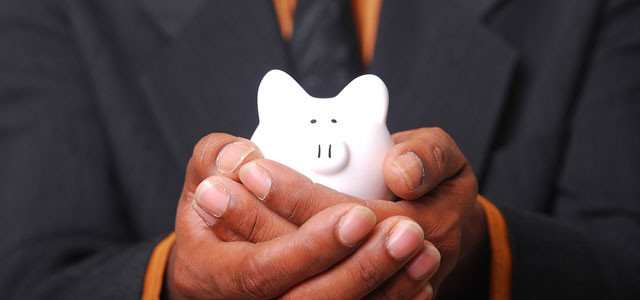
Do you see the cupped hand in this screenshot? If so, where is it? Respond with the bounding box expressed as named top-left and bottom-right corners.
top-left (167, 133), bottom-right (438, 299)
top-left (223, 127), bottom-right (485, 298)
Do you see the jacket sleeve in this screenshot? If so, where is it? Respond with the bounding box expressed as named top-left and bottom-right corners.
top-left (501, 1), bottom-right (640, 299)
top-left (0, 1), bottom-right (161, 298)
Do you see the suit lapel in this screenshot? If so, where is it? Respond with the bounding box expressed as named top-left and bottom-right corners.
top-left (137, 1), bottom-right (290, 165)
top-left (371, 0), bottom-right (517, 178)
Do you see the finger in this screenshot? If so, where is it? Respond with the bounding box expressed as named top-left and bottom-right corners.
top-left (237, 157), bottom-right (470, 243)
top-left (180, 159), bottom-right (250, 243)
top-left (192, 198), bottom-right (249, 242)
top-left (235, 203), bottom-right (379, 299)
top-left (238, 159), bottom-right (431, 227)
top-left (182, 133), bottom-right (263, 242)
top-left (384, 127), bottom-right (468, 199)
top-left (192, 175), bottom-right (298, 242)
top-left (391, 129), bottom-right (415, 144)
top-left (282, 217), bottom-right (425, 299)
top-left (238, 159), bottom-right (366, 225)
top-left (180, 161), bottom-right (253, 244)
top-left (408, 282), bottom-right (434, 300)
top-left (190, 132), bottom-right (263, 185)
top-left (175, 203), bottom-right (379, 299)
top-left (365, 241), bottom-right (440, 300)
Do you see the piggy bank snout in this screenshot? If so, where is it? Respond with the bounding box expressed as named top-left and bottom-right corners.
top-left (309, 140), bottom-right (349, 175)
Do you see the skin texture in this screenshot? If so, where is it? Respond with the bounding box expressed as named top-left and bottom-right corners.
top-left (166, 128), bottom-right (486, 299)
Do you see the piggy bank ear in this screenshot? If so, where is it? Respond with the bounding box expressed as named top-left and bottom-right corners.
top-left (257, 70), bottom-right (307, 121)
top-left (337, 74), bottom-right (389, 124)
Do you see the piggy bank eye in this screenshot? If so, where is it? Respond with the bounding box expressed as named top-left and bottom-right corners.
top-left (310, 119), bottom-right (317, 124)
top-left (331, 119), bottom-right (337, 123)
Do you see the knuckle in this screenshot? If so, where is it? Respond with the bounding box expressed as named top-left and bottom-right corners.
top-left (353, 257), bottom-right (386, 291)
top-left (417, 126), bottom-right (446, 140)
top-left (193, 133), bottom-right (221, 156)
top-left (430, 126), bottom-right (447, 138)
top-left (421, 215), bottom-right (443, 238)
top-left (429, 127), bottom-right (465, 164)
top-left (415, 127), bottom-right (431, 137)
top-left (304, 182), bottom-right (326, 219)
top-left (309, 183), bottom-right (357, 212)
top-left (238, 274), bottom-right (264, 299)
top-left (243, 205), bottom-right (266, 242)
top-left (192, 133), bottom-right (222, 176)
top-left (281, 178), bottom-right (316, 224)
top-left (237, 254), bottom-right (279, 299)
top-left (426, 142), bottom-right (446, 180)
top-left (413, 128), bottom-right (454, 181)
top-left (431, 127), bottom-right (455, 149)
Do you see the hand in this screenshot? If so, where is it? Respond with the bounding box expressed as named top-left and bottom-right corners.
top-left (166, 133), bottom-right (437, 299)
top-left (226, 127), bottom-right (485, 298)
top-left (384, 128), bottom-right (489, 299)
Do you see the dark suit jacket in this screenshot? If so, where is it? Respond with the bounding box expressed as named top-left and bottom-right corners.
top-left (1, 0), bottom-right (639, 299)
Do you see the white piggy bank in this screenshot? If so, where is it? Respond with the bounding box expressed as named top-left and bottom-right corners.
top-left (250, 70), bottom-right (394, 200)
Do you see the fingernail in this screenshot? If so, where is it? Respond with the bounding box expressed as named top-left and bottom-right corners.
top-left (387, 220), bottom-right (424, 260)
top-left (393, 152), bottom-right (424, 190)
top-left (411, 283), bottom-right (434, 300)
top-left (338, 206), bottom-right (377, 247)
top-left (406, 244), bottom-right (441, 280)
top-left (194, 180), bottom-right (230, 217)
top-left (238, 162), bottom-right (271, 200)
top-left (192, 199), bottom-right (217, 226)
top-left (216, 142), bottom-right (255, 174)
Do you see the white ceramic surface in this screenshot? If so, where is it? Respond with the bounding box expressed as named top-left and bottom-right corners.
top-left (251, 70), bottom-right (394, 200)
